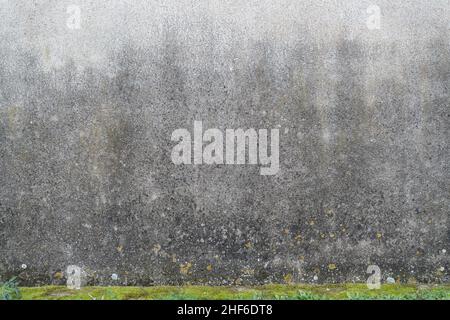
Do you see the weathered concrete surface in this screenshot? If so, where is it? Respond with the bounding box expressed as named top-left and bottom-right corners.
top-left (0, 0), bottom-right (449, 285)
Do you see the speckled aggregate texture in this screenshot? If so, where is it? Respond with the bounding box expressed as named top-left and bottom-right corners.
top-left (0, 0), bottom-right (448, 285)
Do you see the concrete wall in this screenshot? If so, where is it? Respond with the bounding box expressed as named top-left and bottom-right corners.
top-left (0, 0), bottom-right (448, 285)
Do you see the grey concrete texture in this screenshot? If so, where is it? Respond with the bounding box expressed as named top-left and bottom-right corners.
top-left (0, 0), bottom-right (449, 285)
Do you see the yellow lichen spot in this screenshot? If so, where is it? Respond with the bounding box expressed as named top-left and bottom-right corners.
top-left (329, 233), bottom-right (335, 238)
top-left (44, 46), bottom-right (50, 61)
top-left (309, 220), bottom-right (315, 226)
top-left (294, 234), bottom-right (302, 242)
top-left (244, 242), bottom-right (253, 249)
top-left (180, 262), bottom-right (192, 275)
top-left (7, 106), bottom-right (17, 121)
top-left (320, 233), bottom-right (326, 239)
top-left (376, 233), bottom-right (382, 239)
top-left (206, 264), bottom-right (213, 272)
top-left (407, 277), bottom-right (417, 284)
top-left (241, 268), bottom-right (255, 276)
top-left (152, 244), bottom-right (161, 254)
top-left (328, 264), bottom-right (337, 271)
top-left (54, 272), bottom-right (63, 280)
top-left (299, 256), bottom-right (305, 262)
top-left (117, 245), bottom-right (123, 253)
top-left (283, 273), bottom-right (293, 284)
